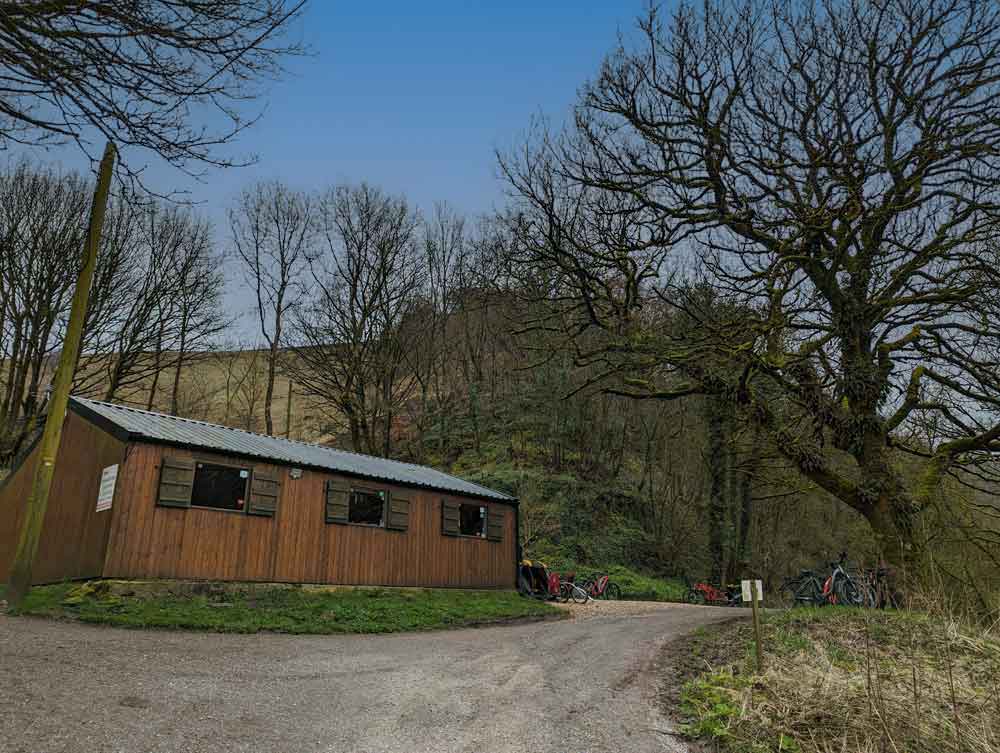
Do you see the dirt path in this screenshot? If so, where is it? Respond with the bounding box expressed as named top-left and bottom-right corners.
top-left (0, 602), bottom-right (739, 753)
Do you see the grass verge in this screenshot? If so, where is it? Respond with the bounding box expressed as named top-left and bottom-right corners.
top-left (667, 608), bottom-right (1000, 753)
top-left (3, 580), bottom-right (560, 634)
top-left (525, 560), bottom-right (686, 602)
top-left (600, 564), bottom-right (686, 601)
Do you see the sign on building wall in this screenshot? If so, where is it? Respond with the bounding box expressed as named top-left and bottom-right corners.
top-left (96, 464), bottom-right (118, 512)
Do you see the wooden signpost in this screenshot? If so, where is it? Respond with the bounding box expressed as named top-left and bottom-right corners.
top-left (742, 579), bottom-right (764, 672)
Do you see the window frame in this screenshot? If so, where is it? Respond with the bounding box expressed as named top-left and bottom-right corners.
top-left (345, 485), bottom-right (388, 528)
top-left (188, 458), bottom-right (252, 514)
top-left (455, 501), bottom-right (489, 540)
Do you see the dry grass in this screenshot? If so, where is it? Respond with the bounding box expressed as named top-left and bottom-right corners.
top-left (678, 608), bottom-right (1000, 753)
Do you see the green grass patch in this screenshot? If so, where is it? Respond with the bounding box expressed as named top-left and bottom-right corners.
top-left (6, 580), bottom-right (560, 634)
top-left (602, 564), bottom-right (686, 601)
top-left (518, 558), bottom-right (685, 602)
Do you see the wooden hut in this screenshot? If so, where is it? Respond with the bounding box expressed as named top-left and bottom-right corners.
top-left (0, 397), bottom-right (518, 588)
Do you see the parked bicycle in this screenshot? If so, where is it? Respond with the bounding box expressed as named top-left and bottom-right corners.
top-left (781, 569), bottom-right (825, 606)
top-left (821, 552), bottom-right (865, 606)
top-left (579, 574), bottom-right (622, 600)
top-left (684, 578), bottom-right (741, 607)
top-left (781, 552), bottom-right (893, 609)
top-left (557, 572), bottom-right (591, 604)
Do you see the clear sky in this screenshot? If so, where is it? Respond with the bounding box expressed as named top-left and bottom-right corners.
top-left (9, 0), bottom-right (652, 332)
top-left (233, 0), bottom-right (645, 216)
top-left (14, 1), bottom-right (647, 218)
top-left (219, 0), bottom-right (648, 218)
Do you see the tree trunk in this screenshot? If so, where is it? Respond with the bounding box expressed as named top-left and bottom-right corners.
top-left (146, 316), bottom-right (165, 411)
top-left (382, 372), bottom-right (392, 457)
top-left (264, 339), bottom-right (278, 435)
top-left (736, 426), bottom-right (760, 567)
top-left (170, 312), bottom-right (190, 416)
top-left (863, 491), bottom-right (922, 574)
top-left (705, 398), bottom-right (728, 585)
top-left (104, 357), bottom-right (122, 401)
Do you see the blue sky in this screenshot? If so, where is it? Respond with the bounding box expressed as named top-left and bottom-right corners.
top-left (227, 0), bottom-right (644, 216)
top-left (9, 1), bottom-right (652, 334)
top-left (14, 1), bottom-right (648, 219)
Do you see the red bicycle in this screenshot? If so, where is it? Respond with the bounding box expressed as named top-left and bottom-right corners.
top-left (684, 578), bottom-right (741, 606)
top-left (580, 574), bottom-right (622, 600)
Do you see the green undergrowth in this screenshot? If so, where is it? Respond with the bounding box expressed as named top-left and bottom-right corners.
top-left (5, 580), bottom-right (560, 634)
top-left (449, 456), bottom-right (687, 602)
top-left (672, 608), bottom-right (1000, 753)
top-left (598, 564), bottom-right (685, 601)
top-left (538, 560), bottom-right (686, 602)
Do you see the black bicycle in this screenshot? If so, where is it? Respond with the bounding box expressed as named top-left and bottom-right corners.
top-left (822, 552), bottom-right (866, 607)
top-left (781, 569), bottom-right (826, 606)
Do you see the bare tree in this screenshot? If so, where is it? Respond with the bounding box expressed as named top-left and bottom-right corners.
top-left (230, 180), bottom-right (314, 435)
top-left (166, 213), bottom-right (229, 415)
top-left (0, 161), bottom-right (87, 451)
top-left (500, 0), bottom-right (1000, 571)
top-left (406, 203), bottom-right (465, 458)
top-left (233, 347), bottom-right (270, 432)
top-left (0, 1), bottom-right (307, 185)
top-left (0, 158), bottom-right (228, 440)
top-left (288, 184), bottom-right (422, 456)
top-left (69, 200), bottom-right (227, 410)
top-left (74, 193), bottom-right (156, 402)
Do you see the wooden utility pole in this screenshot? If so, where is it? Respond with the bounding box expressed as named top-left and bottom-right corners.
top-left (6, 142), bottom-right (116, 608)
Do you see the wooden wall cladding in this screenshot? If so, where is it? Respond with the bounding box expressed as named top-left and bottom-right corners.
top-left (103, 442), bottom-right (517, 589)
top-left (0, 411), bottom-right (125, 583)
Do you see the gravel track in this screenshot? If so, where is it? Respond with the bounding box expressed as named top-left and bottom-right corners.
top-left (0, 601), bottom-right (738, 753)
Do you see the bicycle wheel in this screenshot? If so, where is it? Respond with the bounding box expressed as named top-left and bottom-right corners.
top-left (605, 583), bottom-right (621, 601)
top-left (835, 577), bottom-right (864, 607)
top-left (795, 577), bottom-right (825, 606)
top-left (558, 582), bottom-right (573, 603)
top-left (571, 585), bottom-right (589, 604)
top-left (780, 579), bottom-right (797, 602)
top-left (685, 588), bottom-right (706, 605)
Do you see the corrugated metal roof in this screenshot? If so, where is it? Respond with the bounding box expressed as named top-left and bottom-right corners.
top-left (70, 396), bottom-right (515, 503)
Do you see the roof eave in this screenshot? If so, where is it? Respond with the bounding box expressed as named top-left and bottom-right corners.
top-left (68, 397), bottom-right (518, 505)
top-left (69, 397), bottom-right (132, 443)
top-left (126, 434), bottom-right (518, 505)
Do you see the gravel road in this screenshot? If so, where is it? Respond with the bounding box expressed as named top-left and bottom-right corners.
top-left (0, 601), bottom-right (739, 753)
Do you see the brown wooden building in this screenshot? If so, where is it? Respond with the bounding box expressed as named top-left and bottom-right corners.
top-left (0, 397), bottom-right (518, 588)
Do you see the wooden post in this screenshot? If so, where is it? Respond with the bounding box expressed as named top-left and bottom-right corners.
top-left (6, 142), bottom-right (116, 608)
top-left (751, 581), bottom-right (764, 672)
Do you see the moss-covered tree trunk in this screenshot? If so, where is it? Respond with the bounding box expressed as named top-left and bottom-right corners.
top-left (705, 399), bottom-right (728, 585)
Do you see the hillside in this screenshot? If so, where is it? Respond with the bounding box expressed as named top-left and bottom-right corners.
top-left (6, 344), bottom-right (998, 610)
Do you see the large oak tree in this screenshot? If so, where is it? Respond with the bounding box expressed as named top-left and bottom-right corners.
top-left (501, 0), bottom-right (1000, 570)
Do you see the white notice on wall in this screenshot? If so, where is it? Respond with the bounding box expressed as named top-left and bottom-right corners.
top-left (96, 464), bottom-right (118, 512)
top-left (741, 579), bottom-right (763, 602)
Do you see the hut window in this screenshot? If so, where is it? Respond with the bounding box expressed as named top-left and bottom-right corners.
top-left (348, 489), bottom-right (385, 526)
top-left (190, 462), bottom-right (250, 512)
top-left (458, 503), bottom-right (487, 537)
